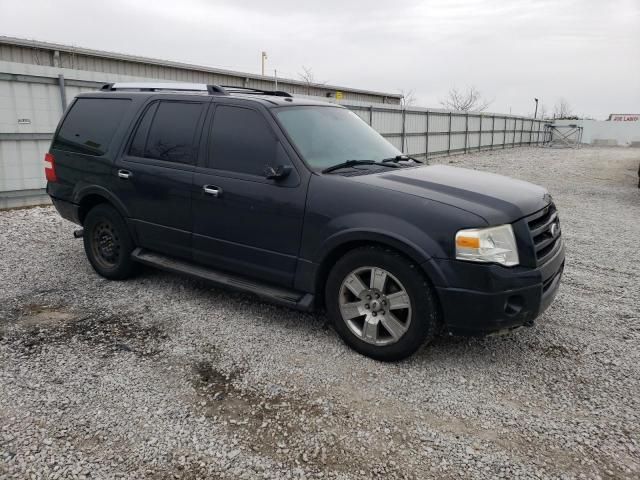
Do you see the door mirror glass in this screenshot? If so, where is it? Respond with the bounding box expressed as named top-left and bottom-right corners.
top-left (264, 164), bottom-right (292, 180)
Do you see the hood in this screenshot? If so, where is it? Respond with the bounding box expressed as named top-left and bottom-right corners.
top-left (350, 165), bottom-right (551, 225)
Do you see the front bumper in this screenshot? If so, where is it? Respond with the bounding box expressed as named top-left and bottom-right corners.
top-left (427, 239), bottom-right (565, 336)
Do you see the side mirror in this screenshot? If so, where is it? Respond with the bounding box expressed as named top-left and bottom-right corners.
top-left (264, 164), bottom-right (292, 180)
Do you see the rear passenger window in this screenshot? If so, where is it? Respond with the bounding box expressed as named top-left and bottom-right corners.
top-left (129, 103), bottom-right (158, 158)
top-left (135, 101), bottom-right (203, 164)
top-left (209, 105), bottom-right (276, 176)
top-left (54, 98), bottom-right (130, 155)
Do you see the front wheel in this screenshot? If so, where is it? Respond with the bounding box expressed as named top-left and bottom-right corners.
top-left (325, 246), bottom-right (440, 361)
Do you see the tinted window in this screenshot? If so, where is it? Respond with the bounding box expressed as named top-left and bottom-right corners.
top-left (142, 101), bottom-right (203, 163)
top-left (129, 103), bottom-right (158, 157)
top-left (275, 106), bottom-right (400, 170)
top-left (209, 106), bottom-right (276, 176)
top-left (54, 98), bottom-right (130, 155)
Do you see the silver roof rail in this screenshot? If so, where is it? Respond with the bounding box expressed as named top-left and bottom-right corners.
top-left (220, 85), bottom-right (293, 98)
top-left (101, 82), bottom-right (228, 95)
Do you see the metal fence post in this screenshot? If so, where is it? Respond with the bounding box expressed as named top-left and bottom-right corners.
top-left (463, 113), bottom-right (468, 153)
top-left (478, 114), bottom-right (483, 151)
top-left (368, 105), bottom-right (373, 126)
top-left (537, 121), bottom-right (542, 144)
top-left (512, 118), bottom-right (516, 148)
top-left (491, 115), bottom-right (495, 150)
top-left (447, 112), bottom-right (452, 155)
top-left (503, 117), bottom-right (507, 149)
top-left (57, 74), bottom-right (67, 111)
top-left (425, 111), bottom-right (430, 159)
top-left (520, 118), bottom-right (524, 146)
top-left (401, 108), bottom-right (407, 153)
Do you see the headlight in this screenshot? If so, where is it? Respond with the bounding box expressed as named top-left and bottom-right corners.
top-left (455, 224), bottom-right (519, 266)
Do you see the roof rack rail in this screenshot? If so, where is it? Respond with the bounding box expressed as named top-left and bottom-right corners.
top-left (99, 82), bottom-right (293, 98)
top-left (100, 82), bottom-right (228, 95)
top-left (219, 85), bottom-right (293, 98)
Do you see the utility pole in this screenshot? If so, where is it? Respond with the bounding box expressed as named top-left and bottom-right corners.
top-left (261, 51), bottom-right (267, 76)
top-left (274, 69), bottom-right (278, 90)
top-left (534, 98), bottom-right (539, 119)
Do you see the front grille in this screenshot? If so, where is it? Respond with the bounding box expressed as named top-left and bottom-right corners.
top-left (526, 203), bottom-right (562, 265)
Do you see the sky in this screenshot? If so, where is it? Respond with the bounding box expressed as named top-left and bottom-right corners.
top-left (1, 0), bottom-right (638, 119)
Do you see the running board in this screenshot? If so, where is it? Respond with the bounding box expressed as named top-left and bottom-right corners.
top-left (131, 248), bottom-right (314, 311)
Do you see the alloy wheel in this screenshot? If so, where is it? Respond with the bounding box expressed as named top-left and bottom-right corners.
top-left (338, 266), bottom-right (412, 346)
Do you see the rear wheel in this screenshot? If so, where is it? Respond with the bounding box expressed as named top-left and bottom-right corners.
top-left (83, 204), bottom-right (137, 280)
top-left (325, 246), bottom-right (439, 361)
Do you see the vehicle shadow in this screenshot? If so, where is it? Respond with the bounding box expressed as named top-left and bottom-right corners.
top-left (133, 266), bottom-right (560, 368)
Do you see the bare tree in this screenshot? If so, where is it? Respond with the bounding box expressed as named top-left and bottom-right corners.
top-left (298, 66), bottom-right (326, 95)
top-left (440, 86), bottom-right (491, 112)
top-left (553, 99), bottom-right (574, 119)
top-left (399, 89), bottom-right (417, 109)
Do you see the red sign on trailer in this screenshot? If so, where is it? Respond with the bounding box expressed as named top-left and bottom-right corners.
top-left (607, 114), bottom-right (639, 122)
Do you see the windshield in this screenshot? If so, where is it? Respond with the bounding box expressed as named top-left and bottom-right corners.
top-left (275, 106), bottom-right (402, 170)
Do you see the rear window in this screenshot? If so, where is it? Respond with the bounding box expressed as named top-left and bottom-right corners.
top-left (53, 98), bottom-right (130, 156)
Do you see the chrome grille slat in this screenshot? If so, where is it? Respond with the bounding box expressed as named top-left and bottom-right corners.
top-left (537, 237), bottom-right (562, 265)
top-left (526, 202), bottom-right (561, 265)
top-left (530, 211), bottom-right (558, 237)
top-left (534, 234), bottom-right (558, 252)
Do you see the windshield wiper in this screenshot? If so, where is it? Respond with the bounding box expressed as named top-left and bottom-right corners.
top-left (321, 160), bottom-right (399, 174)
top-left (381, 155), bottom-right (424, 164)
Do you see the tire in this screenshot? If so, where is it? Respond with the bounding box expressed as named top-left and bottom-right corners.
top-left (83, 204), bottom-right (137, 280)
top-left (325, 246), bottom-right (439, 361)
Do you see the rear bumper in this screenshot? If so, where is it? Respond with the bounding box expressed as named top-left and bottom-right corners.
top-left (50, 195), bottom-right (81, 225)
top-left (428, 239), bottom-right (565, 336)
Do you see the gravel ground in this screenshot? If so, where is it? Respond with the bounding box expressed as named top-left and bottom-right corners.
top-left (1, 146), bottom-right (639, 480)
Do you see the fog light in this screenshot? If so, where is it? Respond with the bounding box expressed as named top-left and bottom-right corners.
top-left (504, 295), bottom-right (523, 316)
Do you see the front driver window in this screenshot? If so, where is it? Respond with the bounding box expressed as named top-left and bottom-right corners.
top-left (209, 105), bottom-right (278, 176)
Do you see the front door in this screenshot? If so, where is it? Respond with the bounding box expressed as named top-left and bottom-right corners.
top-left (114, 99), bottom-right (206, 259)
top-left (192, 103), bottom-right (307, 287)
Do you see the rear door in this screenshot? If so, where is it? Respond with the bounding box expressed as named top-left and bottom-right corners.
top-left (191, 102), bottom-right (307, 286)
top-left (113, 98), bottom-right (207, 259)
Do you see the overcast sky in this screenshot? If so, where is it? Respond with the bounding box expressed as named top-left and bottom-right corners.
top-left (1, 0), bottom-right (638, 118)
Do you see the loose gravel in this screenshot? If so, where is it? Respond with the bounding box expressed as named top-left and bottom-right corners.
top-left (1, 146), bottom-right (639, 479)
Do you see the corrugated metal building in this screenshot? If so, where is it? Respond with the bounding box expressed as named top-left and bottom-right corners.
top-left (0, 36), bottom-right (401, 105)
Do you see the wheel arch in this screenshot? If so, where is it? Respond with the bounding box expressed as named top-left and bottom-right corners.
top-left (312, 231), bottom-right (445, 309)
top-left (74, 186), bottom-right (130, 225)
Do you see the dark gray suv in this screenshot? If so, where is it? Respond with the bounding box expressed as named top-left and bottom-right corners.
top-left (46, 82), bottom-right (565, 361)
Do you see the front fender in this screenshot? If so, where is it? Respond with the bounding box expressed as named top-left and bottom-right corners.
top-left (313, 212), bottom-right (449, 263)
top-left (296, 214), bottom-right (451, 294)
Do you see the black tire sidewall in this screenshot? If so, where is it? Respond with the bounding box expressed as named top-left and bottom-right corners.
top-left (326, 247), bottom-right (439, 361)
top-left (83, 204), bottom-right (136, 280)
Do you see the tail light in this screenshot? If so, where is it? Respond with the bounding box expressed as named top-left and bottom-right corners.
top-left (44, 152), bottom-right (57, 182)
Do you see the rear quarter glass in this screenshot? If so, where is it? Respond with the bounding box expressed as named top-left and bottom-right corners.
top-left (53, 98), bottom-right (131, 156)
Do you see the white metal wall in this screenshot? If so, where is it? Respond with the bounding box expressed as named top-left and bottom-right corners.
top-left (0, 61), bottom-right (550, 196)
top-left (553, 119), bottom-right (640, 146)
